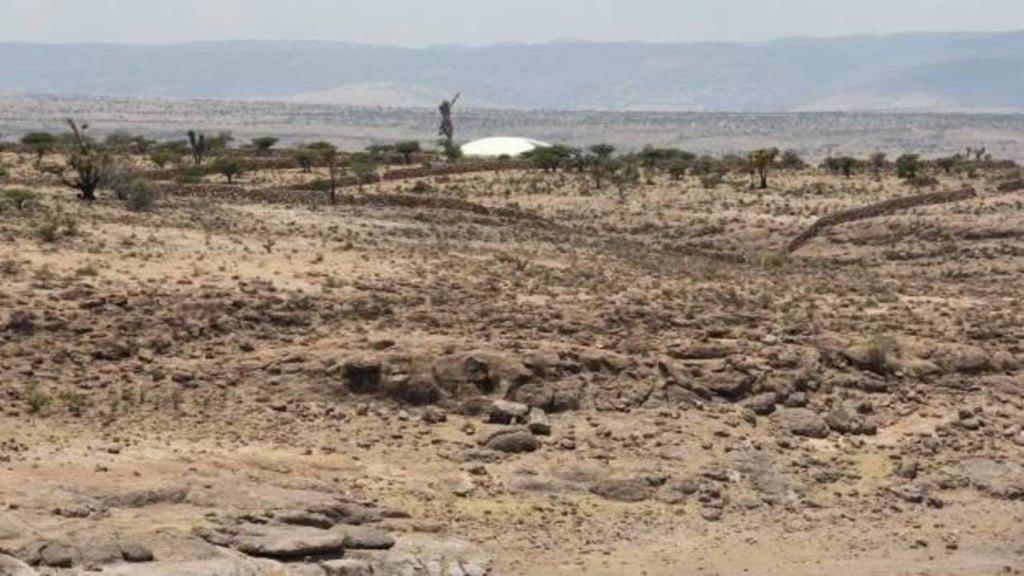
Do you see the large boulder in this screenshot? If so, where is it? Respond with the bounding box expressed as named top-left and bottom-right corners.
top-left (0, 554), bottom-right (37, 576)
top-left (778, 408), bottom-right (830, 439)
top-left (590, 478), bottom-right (655, 503)
top-left (478, 428), bottom-right (539, 453)
top-left (434, 351), bottom-right (531, 397)
top-left (342, 360), bottom-right (383, 395)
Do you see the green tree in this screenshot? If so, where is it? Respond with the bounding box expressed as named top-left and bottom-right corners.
top-left (294, 147), bottom-right (317, 173)
top-left (895, 154), bottom-right (920, 180)
top-left (526, 145), bottom-right (572, 173)
top-left (251, 136), bottom-right (279, 154)
top-left (21, 132), bottom-right (57, 162)
top-left (318, 143), bottom-right (342, 204)
top-left (822, 156), bottom-right (859, 178)
top-left (211, 155), bottom-right (247, 184)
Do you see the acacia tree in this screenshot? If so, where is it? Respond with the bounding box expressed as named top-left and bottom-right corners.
top-left (48, 119), bottom-right (112, 201)
top-left (748, 147), bottom-right (779, 189)
top-left (294, 147), bottom-right (317, 173)
top-left (896, 154), bottom-right (920, 180)
top-left (586, 144), bottom-right (616, 188)
top-left (319, 144), bottom-right (343, 204)
top-left (211, 155), bottom-right (247, 184)
top-left (251, 137), bottom-right (279, 154)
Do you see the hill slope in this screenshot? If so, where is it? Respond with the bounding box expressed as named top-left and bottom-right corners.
top-left (1, 32), bottom-right (1023, 111)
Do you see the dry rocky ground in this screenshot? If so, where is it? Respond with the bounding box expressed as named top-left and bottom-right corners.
top-left (1, 152), bottom-right (1023, 575)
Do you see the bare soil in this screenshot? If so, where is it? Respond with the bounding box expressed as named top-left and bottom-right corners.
top-left (1, 152), bottom-right (1023, 575)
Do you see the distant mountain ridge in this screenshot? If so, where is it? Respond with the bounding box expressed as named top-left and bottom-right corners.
top-left (1, 31), bottom-right (1023, 111)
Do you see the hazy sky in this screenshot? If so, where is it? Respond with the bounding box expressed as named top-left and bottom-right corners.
top-left (1, 0), bottom-right (1022, 46)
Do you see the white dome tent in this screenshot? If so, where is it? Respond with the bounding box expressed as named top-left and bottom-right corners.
top-left (460, 137), bottom-right (552, 158)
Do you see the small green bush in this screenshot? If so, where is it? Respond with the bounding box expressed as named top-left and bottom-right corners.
top-left (26, 385), bottom-right (51, 414)
top-left (124, 180), bottom-right (159, 212)
top-left (176, 166), bottom-right (206, 184)
top-left (309, 177), bottom-right (333, 192)
top-left (410, 180), bottom-right (434, 194)
top-left (1, 188), bottom-right (39, 211)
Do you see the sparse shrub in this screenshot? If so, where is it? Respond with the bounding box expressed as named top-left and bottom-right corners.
top-left (779, 150), bottom-right (806, 170)
top-left (61, 391), bottom-right (89, 417)
top-left (176, 166), bottom-right (206, 184)
top-left (869, 152), bottom-right (887, 176)
top-left (124, 179), bottom-right (159, 211)
top-left (1, 188), bottom-right (39, 211)
top-left (21, 132), bottom-right (57, 162)
top-left (309, 177), bottom-right (333, 192)
top-left (26, 385), bottom-right (51, 414)
top-left (35, 219), bottom-right (60, 243)
top-left (104, 131), bottom-right (154, 154)
top-left (700, 173), bottom-right (724, 189)
top-left (149, 148), bottom-right (180, 169)
top-left (410, 180), bottom-right (434, 194)
top-left (668, 161), bottom-right (689, 180)
top-left (0, 258), bottom-right (21, 277)
top-left (395, 140), bottom-right (422, 164)
top-left (35, 206), bottom-right (78, 243)
top-left (907, 175), bottom-right (939, 189)
top-left (526, 145), bottom-right (572, 173)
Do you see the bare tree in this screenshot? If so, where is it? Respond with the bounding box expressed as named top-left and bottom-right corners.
top-left (47, 119), bottom-right (112, 201)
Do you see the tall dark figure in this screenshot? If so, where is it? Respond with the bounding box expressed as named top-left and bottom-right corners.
top-left (438, 92), bottom-right (461, 144)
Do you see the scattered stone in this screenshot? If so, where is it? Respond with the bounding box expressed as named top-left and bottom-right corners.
top-left (826, 407), bottom-right (877, 436)
top-left (120, 543), bottom-right (155, 563)
top-left (322, 558), bottom-right (375, 576)
top-left (894, 460), bottom-right (920, 480)
top-left (783, 392), bottom-right (808, 408)
top-left (421, 406), bottom-right (447, 424)
top-left (479, 428), bottom-right (539, 454)
top-left (745, 392), bottom-right (777, 416)
top-left (700, 506), bottom-right (724, 521)
top-left (590, 477), bottom-right (654, 503)
top-left (526, 408), bottom-right (552, 436)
